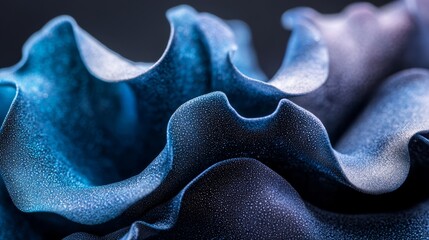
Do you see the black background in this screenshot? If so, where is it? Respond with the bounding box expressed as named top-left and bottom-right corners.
top-left (0, 0), bottom-right (389, 77)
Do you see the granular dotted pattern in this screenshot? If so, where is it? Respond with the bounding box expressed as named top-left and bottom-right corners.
top-left (0, 1), bottom-right (428, 239)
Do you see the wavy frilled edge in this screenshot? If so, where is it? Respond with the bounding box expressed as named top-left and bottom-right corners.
top-left (67, 158), bottom-right (429, 240)
top-left (1, 5), bottom-right (329, 92)
top-left (282, 0), bottom-right (429, 138)
top-left (0, 5), bottom-right (330, 226)
top-left (1, 68), bottom-right (429, 227)
top-left (0, 1), bottom-right (427, 232)
top-left (100, 68), bottom-right (428, 238)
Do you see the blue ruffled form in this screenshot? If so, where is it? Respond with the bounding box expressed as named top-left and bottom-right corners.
top-left (0, 0), bottom-right (428, 239)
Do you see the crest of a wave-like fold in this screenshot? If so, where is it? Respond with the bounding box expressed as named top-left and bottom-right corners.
top-left (0, 1), bottom-right (427, 239)
top-left (285, 0), bottom-right (428, 140)
top-left (68, 158), bottom-right (429, 239)
top-left (0, 5), bottom-right (330, 226)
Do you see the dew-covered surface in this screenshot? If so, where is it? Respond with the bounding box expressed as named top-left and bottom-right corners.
top-left (0, 1), bottom-right (428, 239)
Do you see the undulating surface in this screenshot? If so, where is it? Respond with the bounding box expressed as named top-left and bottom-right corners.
top-left (0, 0), bottom-right (429, 239)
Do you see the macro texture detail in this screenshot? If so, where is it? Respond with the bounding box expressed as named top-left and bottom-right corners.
top-left (0, 0), bottom-right (429, 239)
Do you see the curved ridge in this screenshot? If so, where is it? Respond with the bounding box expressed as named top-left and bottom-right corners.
top-left (195, 11), bottom-right (329, 117)
top-left (0, 81), bottom-right (18, 131)
top-left (285, 0), bottom-right (419, 138)
top-left (66, 158), bottom-right (429, 240)
top-left (65, 158), bottom-right (317, 240)
top-left (0, 2), bottom-right (427, 238)
top-left (0, 5), bottom-right (332, 225)
top-left (0, 68), bottom-right (428, 225)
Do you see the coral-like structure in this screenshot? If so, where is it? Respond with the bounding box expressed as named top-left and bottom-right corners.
top-left (0, 0), bottom-right (428, 239)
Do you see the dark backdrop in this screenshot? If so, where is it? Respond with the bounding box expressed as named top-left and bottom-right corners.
top-left (0, 0), bottom-right (389, 77)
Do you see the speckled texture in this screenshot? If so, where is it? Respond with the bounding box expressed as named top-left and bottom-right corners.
top-left (0, 0), bottom-right (428, 239)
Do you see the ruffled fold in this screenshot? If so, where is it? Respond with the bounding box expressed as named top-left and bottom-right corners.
top-left (0, 5), bottom-right (331, 225)
top-left (0, 1), bottom-right (428, 239)
top-left (67, 158), bottom-right (429, 240)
